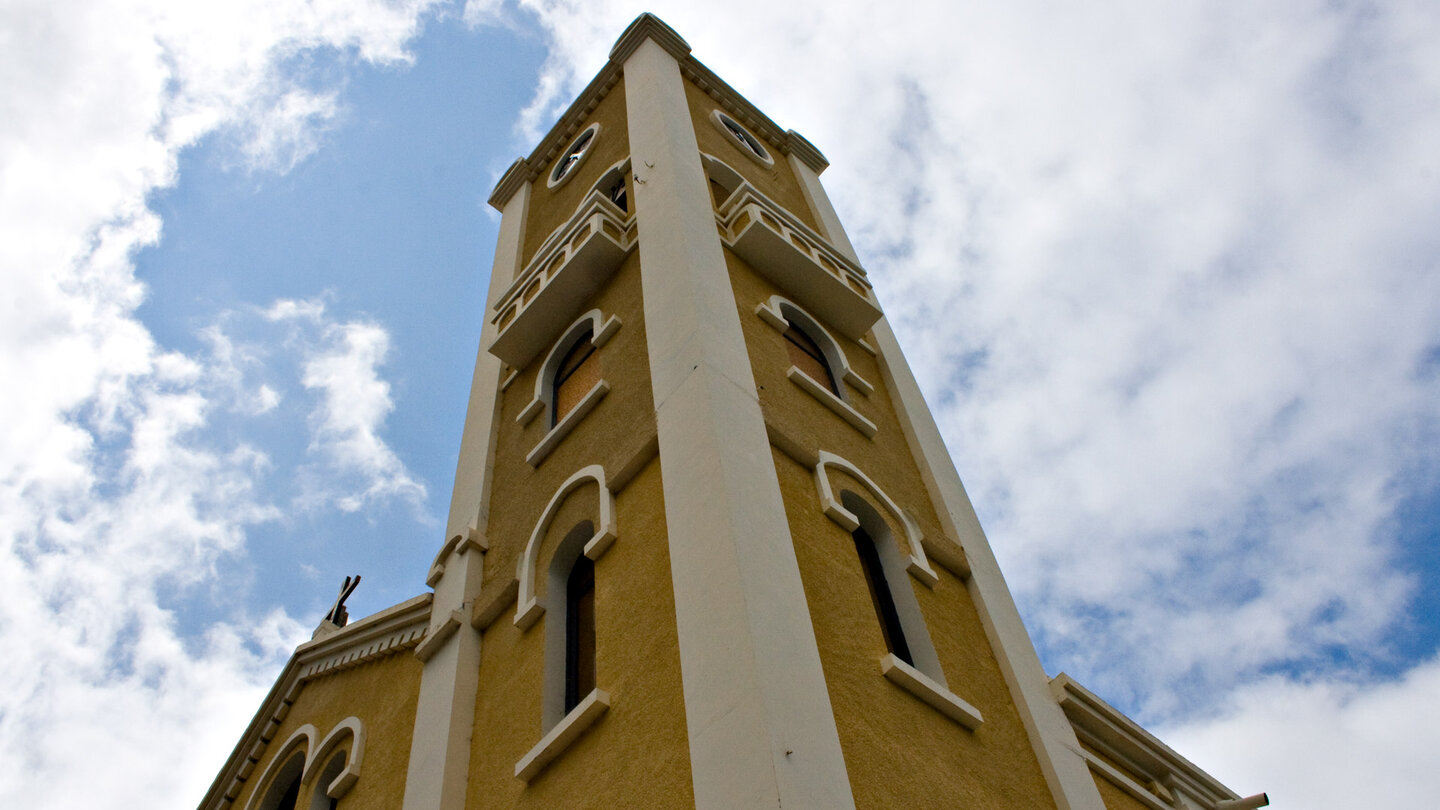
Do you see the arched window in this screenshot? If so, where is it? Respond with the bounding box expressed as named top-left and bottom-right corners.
top-left (589, 162), bottom-right (629, 213)
top-left (784, 321), bottom-right (839, 396)
top-left (542, 520), bottom-right (603, 729)
top-left (702, 153), bottom-right (744, 208)
top-left (840, 490), bottom-right (944, 680)
top-left (852, 526), bottom-right (912, 667)
top-left (564, 554), bottom-right (596, 714)
top-left (551, 328), bottom-right (599, 427)
top-left (256, 752), bottom-right (305, 810)
top-left (306, 751), bottom-right (347, 810)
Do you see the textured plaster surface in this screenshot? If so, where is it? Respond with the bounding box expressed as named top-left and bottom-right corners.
top-left (483, 249), bottom-right (655, 596)
top-left (774, 447), bottom-right (1058, 810)
top-left (467, 457), bottom-right (694, 808)
top-left (231, 653), bottom-right (421, 810)
top-left (725, 250), bottom-right (1057, 808)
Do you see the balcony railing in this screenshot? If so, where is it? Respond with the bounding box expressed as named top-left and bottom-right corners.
top-left (716, 184), bottom-right (882, 340)
top-left (488, 192), bottom-right (637, 367)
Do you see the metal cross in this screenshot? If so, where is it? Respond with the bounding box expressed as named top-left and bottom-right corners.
top-left (324, 574), bottom-right (361, 627)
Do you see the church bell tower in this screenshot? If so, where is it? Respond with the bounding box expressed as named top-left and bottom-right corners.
top-left (200, 14), bottom-right (1266, 810)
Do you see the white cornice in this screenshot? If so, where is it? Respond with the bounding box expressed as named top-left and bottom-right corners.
top-left (1050, 673), bottom-right (1241, 808)
top-left (197, 594), bottom-right (433, 810)
top-left (488, 13), bottom-right (829, 211)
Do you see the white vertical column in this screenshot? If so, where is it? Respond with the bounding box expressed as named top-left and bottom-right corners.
top-left (404, 182), bottom-right (531, 810)
top-left (623, 38), bottom-right (856, 810)
top-left (792, 160), bottom-right (1105, 810)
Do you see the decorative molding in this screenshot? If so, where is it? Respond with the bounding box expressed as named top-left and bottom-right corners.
top-left (426, 524), bottom-right (487, 588)
top-left (1051, 674), bottom-right (1246, 809)
top-left (920, 534), bottom-right (971, 580)
top-left (488, 192), bottom-right (634, 368)
top-left (813, 451), bottom-right (939, 587)
top-left (718, 183), bottom-right (881, 340)
top-left (756, 295), bottom-right (873, 396)
top-left (489, 13), bottom-right (828, 212)
top-left (471, 577), bottom-right (519, 630)
top-left (244, 724), bottom-right (314, 810)
top-left (516, 309), bottom-right (621, 428)
top-left (199, 595), bottom-right (432, 810)
top-left (514, 688), bottom-right (611, 781)
top-left (609, 12), bottom-right (690, 63)
top-left (784, 129), bottom-right (829, 173)
top-left (880, 654), bottom-right (983, 731)
top-left (1078, 749), bottom-right (1173, 810)
top-left (515, 465), bottom-right (618, 629)
top-left (412, 610), bottom-right (465, 663)
top-left (488, 158), bottom-right (537, 210)
top-left (787, 368), bottom-right (878, 438)
top-left (524, 380), bottom-right (610, 468)
top-left (302, 717), bottom-right (366, 800)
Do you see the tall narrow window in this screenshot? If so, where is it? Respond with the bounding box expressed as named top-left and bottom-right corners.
top-left (552, 330), bottom-right (598, 427)
top-left (784, 323), bottom-right (838, 395)
top-left (564, 554), bottom-right (596, 713)
top-left (853, 527), bottom-right (913, 666)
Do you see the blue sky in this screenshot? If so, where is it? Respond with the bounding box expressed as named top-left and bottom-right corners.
top-left (3, 1), bottom-right (1438, 807)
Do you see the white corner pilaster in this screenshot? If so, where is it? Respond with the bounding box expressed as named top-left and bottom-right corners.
top-left (624, 37), bottom-right (856, 810)
top-left (788, 154), bottom-right (859, 262)
top-left (404, 182), bottom-right (532, 810)
top-left (794, 161), bottom-right (1104, 810)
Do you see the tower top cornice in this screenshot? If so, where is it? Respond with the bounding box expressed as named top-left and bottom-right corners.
top-left (489, 13), bottom-right (829, 210)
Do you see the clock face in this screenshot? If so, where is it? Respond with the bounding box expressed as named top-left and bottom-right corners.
top-left (713, 111), bottom-right (772, 165)
top-left (551, 125), bottom-right (599, 185)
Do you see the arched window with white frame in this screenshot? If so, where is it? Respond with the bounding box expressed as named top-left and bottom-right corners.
top-left (841, 491), bottom-right (944, 680)
top-left (784, 319), bottom-right (839, 396)
top-left (512, 466), bottom-right (616, 781)
top-left (551, 327), bottom-right (599, 428)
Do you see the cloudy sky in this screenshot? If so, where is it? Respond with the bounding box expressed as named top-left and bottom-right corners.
top-left (2, 0), bottom-right (1437, 806)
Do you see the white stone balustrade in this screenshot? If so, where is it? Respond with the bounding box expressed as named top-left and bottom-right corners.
top-left (488, 192), bottom-right (637, 367)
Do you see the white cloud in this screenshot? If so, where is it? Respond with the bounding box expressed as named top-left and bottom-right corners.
top-left (1160, 657), bottom-right (1440, 807)
top-left (268, 299), bottom-right (429, 514)
top-left (0, 0), bottom-right (443, 805)
top-left (489, 0), bottom-right (1440, 803)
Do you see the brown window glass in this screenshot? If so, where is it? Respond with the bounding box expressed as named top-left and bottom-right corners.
top-left (784, 323), bottom-right (838, 395)
top-left (552, 332), bottom-right (598, 426)
top-left (565, 554), bottom-right (596, 713)
top-left (853, 527), bottom-right (913, 666)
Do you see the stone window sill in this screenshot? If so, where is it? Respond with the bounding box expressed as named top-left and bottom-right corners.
top-left (880, 654), bottom-right (982, 730)
top-left (787, 367), bottom-right (877, 438)
top-left (525, 380), bottom-right (609, 467)
top-left (514, 688), bottom-right (611, 781)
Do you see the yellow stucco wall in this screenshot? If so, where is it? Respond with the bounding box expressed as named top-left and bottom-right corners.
top-left (467, 456), bottom-right (693, 808)
top-left (682, 78), bottom-right (820, 233)
top-left (722, 251), bottom-right (1057, 808)
top-left (466, 206), bottom-right (691, 805)
top-left (520, 79), bottom-right (631, 272)
top-left (483, 248), bottom-right (654, 591)
top-left (229, 651), bottom-right (421, 810)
